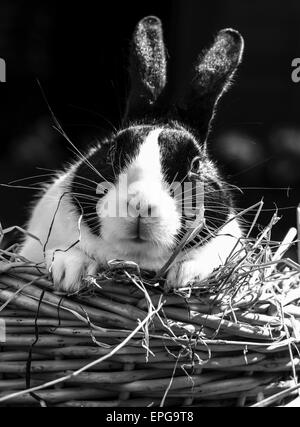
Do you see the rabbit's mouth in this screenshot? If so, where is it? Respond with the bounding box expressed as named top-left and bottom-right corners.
top-left (133, 236), bottom-right (148, 243)
top-left (121, 233), bottom-right (156, 245)
top-left (126, 236), bottom-right (147, 244)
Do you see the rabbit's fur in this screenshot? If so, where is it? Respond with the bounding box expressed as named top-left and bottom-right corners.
top-left (21, 16), bottom-right (244, 292)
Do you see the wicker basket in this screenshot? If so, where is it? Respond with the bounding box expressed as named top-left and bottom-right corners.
top-left (0, 260), bottom-right (300, 408)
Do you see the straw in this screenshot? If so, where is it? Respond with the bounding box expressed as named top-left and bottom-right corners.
top-left (0, 205), bottom-right (300, 407)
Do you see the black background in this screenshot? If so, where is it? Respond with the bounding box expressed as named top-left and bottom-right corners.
top-left (0, 0), bottom-right (299, 253)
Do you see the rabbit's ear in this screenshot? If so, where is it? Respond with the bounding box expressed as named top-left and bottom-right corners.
top-left (124, 16), bottom-right (167, 122)
top-left (179, 29), bottom-right (244, 142)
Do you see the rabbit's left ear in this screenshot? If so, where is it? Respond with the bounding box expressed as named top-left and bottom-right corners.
top-left (178, 29), bottom-right (244, 142)
top-left (124, 16), bottom-right (167, 122)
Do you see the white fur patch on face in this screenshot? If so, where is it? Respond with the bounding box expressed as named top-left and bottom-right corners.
top-left (98, 127), bottom-right (181, 270)
top-left (130, 128), bottom-right (162, 180)
top-left (125, 128), bottom-right (164, 217)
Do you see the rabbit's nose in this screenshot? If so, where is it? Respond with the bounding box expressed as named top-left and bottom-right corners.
top-left (127, 199), bottom-right (158, 218)
top-left (140, 203), bottom-right (157, 218)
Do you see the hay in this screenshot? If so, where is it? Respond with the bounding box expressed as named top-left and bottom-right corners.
top-left (0, 206), bottom-right (300, 407)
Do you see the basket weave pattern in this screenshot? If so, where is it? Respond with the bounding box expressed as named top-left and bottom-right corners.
top-left (0, 262), bottom-right (300, 407)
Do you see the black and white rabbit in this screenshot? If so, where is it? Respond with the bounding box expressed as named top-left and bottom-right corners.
top-left (20, 16), bottom-right (244, 292)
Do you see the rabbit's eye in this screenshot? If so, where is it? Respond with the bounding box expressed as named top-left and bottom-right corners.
top-left (190, 157), bottom-right (201, 174)
top-left (169, 188), bottom-right (175, 199)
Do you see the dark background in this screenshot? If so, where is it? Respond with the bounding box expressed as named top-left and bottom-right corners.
top-left (0, 0), bottom-right (299, 251)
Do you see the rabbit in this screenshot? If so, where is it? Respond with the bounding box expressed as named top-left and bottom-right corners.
top-left (20, 16), bottom-right (244, 292)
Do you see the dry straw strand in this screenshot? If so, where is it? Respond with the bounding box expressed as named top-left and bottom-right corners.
top-left (0, 204), bottom-right (300, 407)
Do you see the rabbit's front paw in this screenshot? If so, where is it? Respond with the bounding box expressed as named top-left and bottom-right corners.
top-left (45, 248), bottom-right (98, 293)
top-left (166, 259), bottom-right (213, 290)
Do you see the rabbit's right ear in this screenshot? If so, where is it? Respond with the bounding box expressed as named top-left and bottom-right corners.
top-left (123, 16), bottom-right (167, 122)
top-left (178, 29), bottom-right (244, 143)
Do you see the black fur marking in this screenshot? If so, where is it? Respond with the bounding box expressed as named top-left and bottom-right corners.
top-left (70, 126), bottom-right (153, 235)
top-left (124, 16), bottom-right (167, 122)
top-left (158, 127), bottom-right (202, 184)
top-left (177, 29), bottom-right (244, 141)
top-left (157, 125), bottom-right (233, 247)
top-left (70, 140), bottom-right (113, 236)
top-left (112, 126), bottom-right (153, 173)
top-left (124, 19), bottom-right (244, 146)
top-left (70, 120), bottom-right (234, 247)
top-left (186, 175), bottom-right (234, 249)
top-left (68, 19), bottom-right (243, 246)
